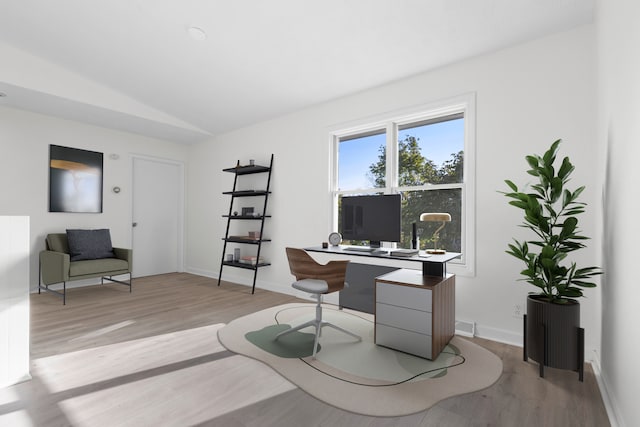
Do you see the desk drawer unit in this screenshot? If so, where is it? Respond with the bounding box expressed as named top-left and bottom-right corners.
top-left (376, 302), bottom-right (433, 335)
top-left (374, 269), bottom-right (455, 360)
top-left (375, 282), bottom-right (433, 358)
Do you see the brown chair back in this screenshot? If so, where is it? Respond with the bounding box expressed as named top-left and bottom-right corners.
top-left (285, 247), bottom-right (349, 293)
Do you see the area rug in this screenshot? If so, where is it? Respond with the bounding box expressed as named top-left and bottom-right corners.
top-left (218, 303), bottom-right (503, 416)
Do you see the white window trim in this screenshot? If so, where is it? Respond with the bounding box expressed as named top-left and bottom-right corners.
top-left (329, 93), bottom-right (476, 277)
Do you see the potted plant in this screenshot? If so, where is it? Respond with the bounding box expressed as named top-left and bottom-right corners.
top-left (503, 139), bottom-right (601, 380)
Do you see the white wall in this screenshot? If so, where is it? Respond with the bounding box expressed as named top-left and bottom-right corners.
top-left (597, 0), bottom-right (640, 425)
top-left (187, 26), bottom-right (602, 355)
top-left (0, 106), bottom-right (189, 291)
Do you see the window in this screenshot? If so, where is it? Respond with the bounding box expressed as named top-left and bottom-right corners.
top-left (331, 94), bottom-right (475, 274)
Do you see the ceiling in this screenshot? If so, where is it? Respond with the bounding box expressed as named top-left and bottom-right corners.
top-left (0, 0), bottom-right (594, 144)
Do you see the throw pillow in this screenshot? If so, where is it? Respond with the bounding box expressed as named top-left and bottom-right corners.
top-left (66, 229), bottom-right (115, 261)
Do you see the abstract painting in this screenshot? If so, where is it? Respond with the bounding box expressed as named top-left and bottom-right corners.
top-left (49, 145), bottom-right (103, 213)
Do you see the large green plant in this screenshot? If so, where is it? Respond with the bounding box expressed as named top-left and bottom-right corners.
top-left (503, 139), bottom-right (601, 303)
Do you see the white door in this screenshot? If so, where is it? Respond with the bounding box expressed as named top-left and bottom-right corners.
top-left (132, 157), bottom-right (183, 277)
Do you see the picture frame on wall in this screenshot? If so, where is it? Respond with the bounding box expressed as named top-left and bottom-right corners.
top-left (49, 145), bottom-right (104, 213)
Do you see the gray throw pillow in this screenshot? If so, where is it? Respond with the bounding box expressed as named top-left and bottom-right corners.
top-left (66, 229), bottom-right (115, 261)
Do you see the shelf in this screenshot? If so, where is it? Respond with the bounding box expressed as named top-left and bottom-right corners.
top-left (219, 154), bottom-right (274, 295)
top-left (222, 261), bottom-right (272, 270)
top-left (222, 215), bottom-right (271, 220)
top-left (222, 190), bottom-right (271, 197)
top-left (222, 165), bottom-right (271, 175)
top-left (223, 237), bottom-right (272, 244)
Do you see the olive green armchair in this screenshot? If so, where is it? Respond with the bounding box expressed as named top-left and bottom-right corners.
top-left (39, 231), bottom-right (132, 304)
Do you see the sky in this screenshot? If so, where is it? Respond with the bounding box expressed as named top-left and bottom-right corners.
top-left (338, 118), bottom-right (464, 190)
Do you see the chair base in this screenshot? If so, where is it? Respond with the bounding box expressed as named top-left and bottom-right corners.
top-left (275, 295), bottom-right (361, 358)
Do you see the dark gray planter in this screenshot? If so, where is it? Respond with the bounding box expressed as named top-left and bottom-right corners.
top-left (523, 295), bottom-right (584, 381)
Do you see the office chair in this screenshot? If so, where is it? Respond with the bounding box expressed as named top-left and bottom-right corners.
top-left (275, 247), bottom-right (361, 358)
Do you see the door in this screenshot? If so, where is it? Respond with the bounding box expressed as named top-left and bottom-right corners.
top-left (132, 156), bottom-right (183, 277)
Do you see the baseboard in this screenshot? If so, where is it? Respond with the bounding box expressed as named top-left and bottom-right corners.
top-left (0, 373), bottom-right (32, 389)
top-left (474, 324), bottom-right (523, 347)
top-left (590, 351), bottom-right (622, 427)
top-left (185, 266), bottom-right (295, 297)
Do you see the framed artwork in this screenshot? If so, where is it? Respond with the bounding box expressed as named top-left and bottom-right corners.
top-left (49, 145), bottom-right (103, 213)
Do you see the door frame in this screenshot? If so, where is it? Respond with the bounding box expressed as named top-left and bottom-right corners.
top-left (130, 154), bottom-right (185, 274)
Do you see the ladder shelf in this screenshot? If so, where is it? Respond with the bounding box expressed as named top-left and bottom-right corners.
top-left (218, 154), bottom-right (273, 294)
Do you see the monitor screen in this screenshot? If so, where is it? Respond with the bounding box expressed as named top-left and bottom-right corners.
top-left (340, 194), bottom-right (401, 247)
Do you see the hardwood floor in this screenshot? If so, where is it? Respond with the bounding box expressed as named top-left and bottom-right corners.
top-left (2, 273), bottom-right (610, 426)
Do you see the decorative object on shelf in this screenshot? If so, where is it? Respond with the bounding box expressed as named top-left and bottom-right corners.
top-left (328, 232), bottom-right (342, 246)
top-left (419, 213), bottom-right (451, 254)
top-left (219, 155), bottom-right (274, 294)
top-left (226, 254), bottom-right (233, 262)
top-left (249, 159), bottom-right (255, 166)
top-left (322, 242), bottom-right (329, 249)
top-left (233, 248), bottom-right (240, 261)
top-left (502, 139), bottom-right (602, 382)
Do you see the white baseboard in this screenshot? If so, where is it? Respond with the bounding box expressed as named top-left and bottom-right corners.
top-left (185, 267), bottom-right (296, 297)
top-left (590, 351), bottom-right (622, 427)
top-left (474, 324), bottom-right (523, 347)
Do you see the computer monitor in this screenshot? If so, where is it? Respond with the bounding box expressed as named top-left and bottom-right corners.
top-left (340, 194), bottom-right (401, 248)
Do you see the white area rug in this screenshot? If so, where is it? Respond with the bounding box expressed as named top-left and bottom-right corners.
top-left (218, 303), bottom-right (503, 417)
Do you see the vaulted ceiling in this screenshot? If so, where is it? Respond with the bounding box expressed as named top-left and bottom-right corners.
top-left (0, 0), bottom-right (594, 143)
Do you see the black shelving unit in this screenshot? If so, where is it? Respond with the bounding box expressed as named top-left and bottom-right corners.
top-left (218, 154), bottom-right (273, 294)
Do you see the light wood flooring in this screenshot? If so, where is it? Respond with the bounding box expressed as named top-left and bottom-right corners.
top-left (2, 273), bottom-right (610, 426)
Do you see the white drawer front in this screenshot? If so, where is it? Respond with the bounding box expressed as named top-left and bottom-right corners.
top-left (376, 281), bottom-right (432, 312)
top-left (376, 303), bottom-right (432, 335)
top-left (375, 324), bottom-right (432, 359)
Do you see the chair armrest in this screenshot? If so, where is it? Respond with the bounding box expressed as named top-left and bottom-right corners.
top-left (40, 250), bottom-right (70, 284)
top-left (113, 247), bottom-right (132, 271)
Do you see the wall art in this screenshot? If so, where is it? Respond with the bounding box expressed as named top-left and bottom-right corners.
top-left (49, 145), bottom-right (103, 213)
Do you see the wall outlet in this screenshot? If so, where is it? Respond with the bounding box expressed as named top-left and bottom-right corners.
top-left (513, 304), bottom-right (523, 319)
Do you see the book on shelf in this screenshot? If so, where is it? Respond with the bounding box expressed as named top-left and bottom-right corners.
top-left (239, 255), bottom-right (266, 265)
top-left (228, 235), bottom-right (261, 241)
top-left (390, 249), bottom-right (419, 257)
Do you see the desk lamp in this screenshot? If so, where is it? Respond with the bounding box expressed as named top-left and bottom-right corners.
top-left (420, 213), bottom-right (451, 254)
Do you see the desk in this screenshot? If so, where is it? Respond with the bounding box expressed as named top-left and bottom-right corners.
top-left (305, 246), bottom-right (459, 313)
top-left (305, 246), bottom-right (461, 277)
top-left (305, 246), bottom-right (459, 359)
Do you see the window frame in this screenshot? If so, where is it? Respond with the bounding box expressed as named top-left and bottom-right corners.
top-left (329, 93), bottom-right (476, 276)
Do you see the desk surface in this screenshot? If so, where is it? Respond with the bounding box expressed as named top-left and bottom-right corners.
top-left (305, 245), bottom-right (461, 264)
